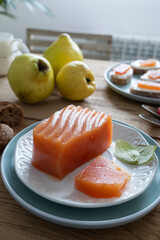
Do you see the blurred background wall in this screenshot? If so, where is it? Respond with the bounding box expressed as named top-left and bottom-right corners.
top-left (0, 0), bottom-right (159, 43)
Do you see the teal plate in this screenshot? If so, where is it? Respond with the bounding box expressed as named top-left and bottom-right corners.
top-left (1, 121), bottom-right (160, 229)
top-left (104, 64), bottom-right (160, 105)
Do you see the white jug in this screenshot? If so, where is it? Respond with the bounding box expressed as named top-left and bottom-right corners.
top-left (0, 32), bottom-right (30, 76)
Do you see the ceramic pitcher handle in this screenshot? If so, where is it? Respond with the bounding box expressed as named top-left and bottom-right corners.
top-left (12, 38), bottom-right (30, 53)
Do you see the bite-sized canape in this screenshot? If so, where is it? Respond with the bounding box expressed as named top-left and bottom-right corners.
top-left (140, 69), bottom-right (160, 82)
top-left (32, 105), bottom-right (112, 179)
top-left (131, 59), bottom-right (160, 75)
top-left (130, 79), bottom-right (160, 98)
top-left (110, 63), bottom-right (133, 85)
top-left (75, 155), bottom-right (130, 198)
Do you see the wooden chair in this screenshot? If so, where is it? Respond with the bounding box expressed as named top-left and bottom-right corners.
top-left (26, 28), bottom-right (113, 60)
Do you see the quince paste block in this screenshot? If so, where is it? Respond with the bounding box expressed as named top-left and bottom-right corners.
top-left (32, 105), bottom-right (112, 179)
top-left (75, 155), bottom-right (131, 198)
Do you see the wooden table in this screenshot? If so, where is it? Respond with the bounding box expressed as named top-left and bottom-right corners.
top-left (0, 59), bottom-right (160, 240)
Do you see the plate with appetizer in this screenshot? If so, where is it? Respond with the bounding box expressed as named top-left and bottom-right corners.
top-left (13, 105), bottom-right (158, 208)
top-left (1, 117), bottom-right (160, 229)
top-left (104, 59), bottom-right (160, 104)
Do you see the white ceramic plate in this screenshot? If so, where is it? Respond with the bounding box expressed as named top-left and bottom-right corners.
top-left (2, 121), bottom-right (160, 229)
top-left (14, 122), bottom-right (158, 208)
top-left (104, 63), bottom-right (160, 105)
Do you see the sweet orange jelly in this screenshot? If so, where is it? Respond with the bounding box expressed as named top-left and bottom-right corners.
top-left (75, 156), bottom-right (130, 198)
top-left (140, 59), bottom-right (156, 67)
top-left (138, 80), bottom-right (160, 91)
top-left (114, 64), bottom-right (131, 75)
top-left (148, 69), bottom-right (160, 80)
top-left (32, 105), bottom-right (113, 179)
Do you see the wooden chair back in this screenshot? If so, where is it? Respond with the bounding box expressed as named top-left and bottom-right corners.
top-left (27, 29), bottom-right (112, 60)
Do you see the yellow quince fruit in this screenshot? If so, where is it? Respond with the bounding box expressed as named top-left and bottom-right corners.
top-left (43, 33), bottom-right (83, 77)
top-left (8, 54), bottom-right (54, 104)
top-left (56, 61), bottom-right (95, 101)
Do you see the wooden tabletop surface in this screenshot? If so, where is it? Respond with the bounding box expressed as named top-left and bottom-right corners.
top-left (0, 58), bottom-right (160, 240)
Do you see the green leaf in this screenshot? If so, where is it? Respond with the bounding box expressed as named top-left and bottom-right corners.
top-left (115, 140), bottom-right (140, 163)
top-left (115, 140), bottom-right (157, 165)
top-left (24, 2), bottom-right (34, 12)
top-left (134, 145), bottom-right (157, 165)
top-left (31, 0), bottom-right (54, 17)
top-left (0, 0), bottom-right (54, 18)
top-left (21, 0), bottom-right (54, 17)
top-left (0, 10), bottom-right (15, 17)
top-left (10, 1), bottom-right (17, 10)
